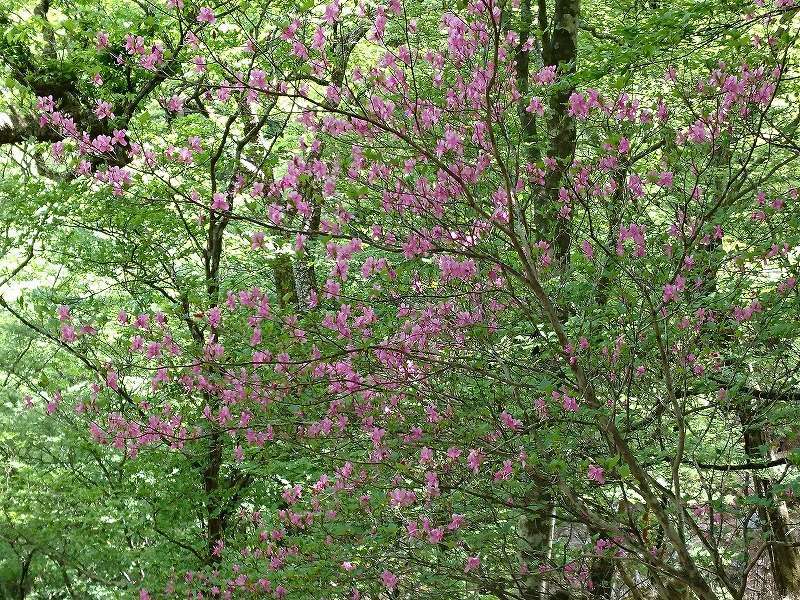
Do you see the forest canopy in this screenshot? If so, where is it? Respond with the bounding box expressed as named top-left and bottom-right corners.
top-left (1, 0), bottom-right (800, 599)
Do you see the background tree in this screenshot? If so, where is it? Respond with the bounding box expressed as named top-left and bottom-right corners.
top-left (1, 0), bottom-right (799, 599)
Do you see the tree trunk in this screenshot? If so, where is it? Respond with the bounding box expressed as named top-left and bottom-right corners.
top-left (661, 581), bottom-right (691, 599)
top-left (203, 404), bottom-right (224, 564)
top-left (589, 554), bottom-right (614, 599)
top-left (518, 491), bottom-right (555, 599)
top-left (292, 182), bottom-right (321, 310)
top-left (740, 406), bottom-right (800, 598)
top-left (203, 186), bottom-right (229, 564)
top-left (273, 253), bottom-right (299, 310)
top-left (516, 0), bottom-right (541, 165)
top-left (539, 0), bottom-right (580, 263)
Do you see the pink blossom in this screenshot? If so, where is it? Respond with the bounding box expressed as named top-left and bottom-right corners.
top-left (211, 193), bottom-right (230, 211)
top-left (494, 459), bottom-right (513, 481)
top-left (420, 447), bottom-right (434, 463)
top-left (207, 306), bottom-right (222, 328)
top-left (427, 527), bottom-right (444, 543)
top-left (197, 6), bottom-right (215, 23)
top-left (588, 464), bottom-right (605, 485)
top-left (61, 325), bottom-right (77, 343)
top-left (106, 370), bottom-right (119, 390)
top-left (568, 92), bottom-right (589, 119)
top-left (95, 100), bottom-right (114, 120)
top-left (467, 449), bottom-right (485, 473)
top-left (380, 570), bottom-right (398, 591)
top-left (464, 556), bottom-right (480, 573)
top-left (500, 410), bottom-right (522, 431)
top-left (165, 95), bottom-right (183, 113)
top-left (526, 97), bottom-right (544, 116)
top-left (657, 171), bottom-right (674, 187)
top-left (581, 240), bottom-right (594, 260)
top-left (533, 65), bottom-right (557, 84)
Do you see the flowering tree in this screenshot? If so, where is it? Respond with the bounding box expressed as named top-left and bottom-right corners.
top-left (2, 0), bottom-right (800, 599)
